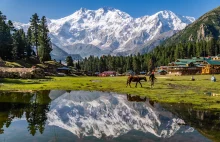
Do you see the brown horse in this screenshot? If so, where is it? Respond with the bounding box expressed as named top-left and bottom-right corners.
top-left (126, 76), bottom-right (147, 88)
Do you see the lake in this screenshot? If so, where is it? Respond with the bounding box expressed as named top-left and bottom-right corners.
top-left (0, 90), bottom-right (218, 142)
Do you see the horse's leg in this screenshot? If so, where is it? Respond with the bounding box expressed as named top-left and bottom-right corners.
top-left (129, 82), bottom-right (131, 88)
top-left (135, 81), bottom-right (138, 87)
top-left (139, 81), bottom-right (142, 87)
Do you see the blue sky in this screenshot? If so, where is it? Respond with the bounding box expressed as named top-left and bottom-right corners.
top-left (1, 0), bottom-right (220, 23)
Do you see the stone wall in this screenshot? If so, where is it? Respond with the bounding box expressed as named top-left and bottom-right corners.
top-left (0, 67), bottom-right (45, 79)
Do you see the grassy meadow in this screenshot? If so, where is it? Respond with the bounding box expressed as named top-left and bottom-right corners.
top-left (0, 74), bottom-right (220, 110)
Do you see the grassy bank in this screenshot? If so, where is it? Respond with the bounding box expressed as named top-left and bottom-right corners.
top-left (0, 75), bottom-right (220, 110)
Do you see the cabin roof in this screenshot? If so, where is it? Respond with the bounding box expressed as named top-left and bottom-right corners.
top-left (205, 60), bottom-right (220, 65)
top-left (176, 57), bottom-right (206, 63)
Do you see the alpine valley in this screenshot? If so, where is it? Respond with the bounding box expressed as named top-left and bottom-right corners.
top-left (14, 7), bottom-right (195, 60)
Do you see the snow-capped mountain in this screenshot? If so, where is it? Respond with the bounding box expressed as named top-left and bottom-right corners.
top-left (14, 7), bottom-right (195, 58)
top-left (47, 91), bottom-right (191, 139)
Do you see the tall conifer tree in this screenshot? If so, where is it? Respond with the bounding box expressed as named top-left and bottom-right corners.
top-left (38, 16), bottom-right (52, 62)
top-left (30, 13), bottom-right (40, 57)
top-left (26, 27), bottom-right (33, 58)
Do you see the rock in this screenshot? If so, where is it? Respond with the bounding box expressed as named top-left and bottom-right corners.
top-left (0, 67), bottom-right (45, 79)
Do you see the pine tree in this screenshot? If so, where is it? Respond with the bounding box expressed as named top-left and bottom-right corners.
top-left (26, 27), bottom-right (33, 58)
top-left (147, 54), bottom-right (156, 72)
top-left (66, 56), bottom-right (73, 66)
top-left (11, 29), bottom-right (26, 59)
top-left (38, 16), bottom-right (52, 62)
top-left (76, 60), bottom-right (81, 70)
top-left (132, 55), bottom-right (141, 74)
top-left (12, 32), bottom-right (19, 59)
top-left (0, 11), bottom-right (13, 60)
top-left (7, 20), bottom-right (15, 34)
top-left (30, 13), bottom-right (40, 57)
top-left (126, 55), bottom-right (133, 71)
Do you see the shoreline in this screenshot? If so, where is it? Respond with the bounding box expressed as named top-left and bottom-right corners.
top-left (0, 75), bottom-right (220, 110)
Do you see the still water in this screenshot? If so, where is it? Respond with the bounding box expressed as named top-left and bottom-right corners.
top-left (0, 90), bottom-right (218, 142)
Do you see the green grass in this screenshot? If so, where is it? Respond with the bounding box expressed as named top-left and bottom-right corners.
top-left (5, 61), bottom-right (23, 68)
top-left (1, 75), bottom-right (220, 110)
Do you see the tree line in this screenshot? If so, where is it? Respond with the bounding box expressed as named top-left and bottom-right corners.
top-left (0, 11), bottom-right (52, 62)
top-left (77, 54), bottom-right (152, 74)
top-left (152, 38), bottom-right (220, 67)
top-left (78, 39), bottom-right (220, 74)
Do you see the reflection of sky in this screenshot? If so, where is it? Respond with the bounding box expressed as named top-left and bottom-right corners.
top-left (0, 120), bottom-right (211, 142)
top-left (0, 91), bottom-right (212, 142)
top-left (0, 121), bottom-right (78, 142)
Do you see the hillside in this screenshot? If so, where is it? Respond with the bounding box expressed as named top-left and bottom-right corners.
top-left (163, 6), bottom-right (220, 46)
top-left (51, 43), bottom-right (82, 61)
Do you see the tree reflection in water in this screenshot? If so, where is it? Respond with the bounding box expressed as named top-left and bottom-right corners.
top-left (0, 90), bottom-right (51, 136)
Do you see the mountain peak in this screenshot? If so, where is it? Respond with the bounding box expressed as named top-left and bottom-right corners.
top-left (101, 7), bottom-right (116, 12)
top-left (154, 10), bottom-right (176, 18)
top-left (79, 7), bottom-right (88, 13)
top-left (158, 10), bottom-right (174, 14)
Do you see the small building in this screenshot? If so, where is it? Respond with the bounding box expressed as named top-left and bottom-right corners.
top-left (94, 72), bottom-right (100, 76)
top-left (99, 71), bottom-right (116, 77)
top-left (211, 55), bottom-right (220, 61)
top-left (168, 61), bottom-right (203, 75)
top-left (57, 67), bottom-right (71, 75)
top-left (158, 70), bottom-right (167, 75)
top-left (202, 60), bottom-right (220, 74)
top-left (157, 66), bottom-right (169, 71)
top-left (140, 71), bottom-right (146, 75)
top-left (126, 70), bottom-right (135, 76)
top-left (85, 71), bottom-right (93, 76)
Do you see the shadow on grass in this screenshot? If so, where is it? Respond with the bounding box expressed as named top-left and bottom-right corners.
top-left (0, 78), bottom-right (42, 85)
top-left (142, 86), bottom-right (152, 89)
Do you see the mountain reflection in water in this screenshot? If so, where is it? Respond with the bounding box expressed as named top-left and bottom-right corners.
top-left (0, 90), bottom-right (217, 141)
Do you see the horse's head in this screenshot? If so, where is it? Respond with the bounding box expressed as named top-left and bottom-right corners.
top-left (143, 77), bottom-right (147, 81)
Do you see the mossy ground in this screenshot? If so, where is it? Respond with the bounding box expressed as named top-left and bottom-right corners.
top-left (0, 75), bottom-right (220, 110)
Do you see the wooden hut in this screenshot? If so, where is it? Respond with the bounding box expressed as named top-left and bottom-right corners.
top-left (202, 60), bottom-right (220, 74)
top-left (57, 67), bottom-right (71, 75)
top-left (158, 70), bottom-right (167, 75)
top-left (99, 71), bottom-right (116, 77)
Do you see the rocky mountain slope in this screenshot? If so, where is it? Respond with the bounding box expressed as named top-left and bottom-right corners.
top-left (163, 6), bottom-right (220, 46)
